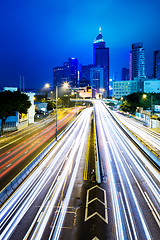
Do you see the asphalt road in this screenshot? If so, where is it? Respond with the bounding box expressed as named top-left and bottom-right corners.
top-left (92, 101), bottom-right (160, 240)
top-left (0, 108), bottom-right (78, 189)
top-left (113, 110), bottom-right (160, 157)
top-left (1, 107), bottom-right (92, 240)
top-left (1, 101), bottom-right (160, 240)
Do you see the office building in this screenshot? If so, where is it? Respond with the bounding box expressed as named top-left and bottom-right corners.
top-left (93, 28), bottom-right (109, 96)
top-left (113, 80), bottom-right (137, 99)
top-left (90, 67), bottom-right (104, 91)
top-left (53, 58), bottom-right (79, 89)
top-left (144, 79), bottom-right (160, 93)
top-left (71, 86), bottom-right (92, 98)
top-left (121, 68), bottom-right (129, 80)
top-left (53, 67), bottom-right (64, 88)
top-left (80, 64), bottom-right (93, 87)
top-left (113, 78), bottom-right (160, 99)
top-left (68, 58), bottom-right (78, 87)
top-left (154, 50), bottom-right (160, 80)
top-left (129, 42), bottom-right (146, 80)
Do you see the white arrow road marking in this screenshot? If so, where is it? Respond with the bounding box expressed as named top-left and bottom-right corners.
top-left (85, 185), bottom-right (108, 223)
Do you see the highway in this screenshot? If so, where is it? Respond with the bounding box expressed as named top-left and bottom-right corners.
top-left (93, 100), bottom-right (160, 239)
top-left (0, 108), bottom-right (79, 189)
top-left (1, 107), bottom-right (92, 240)
top-left (1, 101), bottom-right (160, 240)
top-left (113, 110), bottom-right (160, 156)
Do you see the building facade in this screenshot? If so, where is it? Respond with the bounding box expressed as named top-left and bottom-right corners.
top-left (129, 42), bottom-right (146, 80)
top-left (113, 80), bottom-right (137, 99)
top-left (90, 67), bottom-right (104, 92)
top-left (93, 28), bottom-right (109, 96)
top-left (121, 68), bottom-right (129, 80)
top-left (53, 67), bottom-right (64, 88)
top-left (80, 64), bottom-right (93, 87)
top-left (53, 58), bottom-right (79, 88)
top-left (113, 78), bottom-right (160, 99)
top-left (154, 50), bottom-right (160, 80)
top-left (144, 79), bottom-right (160, 93)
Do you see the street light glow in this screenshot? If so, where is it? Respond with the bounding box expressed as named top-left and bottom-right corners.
top-left (45, 83), bottom-right (50, 88)
top-left (63, 82), bottom-right (69, 88)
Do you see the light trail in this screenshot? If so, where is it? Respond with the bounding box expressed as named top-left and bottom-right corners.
top-left (1, 107), bottom-right (92, 240)
top-left (113, 111), bottom-right (160, 152)
top-left (94, 100), bottom-right (160, 240)
top-left (0, 109), bottom-right (76, 178)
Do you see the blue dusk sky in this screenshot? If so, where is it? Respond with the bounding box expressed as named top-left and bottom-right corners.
top-left (0, 0), bottom-right (160, 89)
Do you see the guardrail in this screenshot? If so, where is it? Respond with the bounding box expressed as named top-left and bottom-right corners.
top-left (93, 105), bottom-right (101, 183)
top-left (103, 103), bottom-right (160, 169)
top-left (0, 117), bottom-right (78, 205)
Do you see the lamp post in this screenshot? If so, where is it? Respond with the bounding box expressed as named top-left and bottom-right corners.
top-left (55, 82), bottom-right (69, 141)
top-left (76, 91), bottom-right (77, 116)
top-left (55, 86), bottom-right (58, 141)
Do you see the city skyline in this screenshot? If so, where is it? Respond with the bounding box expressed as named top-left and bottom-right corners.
top-left (0, 0), bottom-right (160, 89)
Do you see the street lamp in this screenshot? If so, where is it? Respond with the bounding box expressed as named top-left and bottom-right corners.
top-left (143, 94), bottom-right (147, 99)
top-left (44, 83), bottom-right (50, 88)
top-left (55, 82), bottom-right (69, 141)
top-left (99, 88), bottom-right (105, 99)
top-left (55, 86), bottom-right (58, 141)
top-left (63, 82), bottom-right (69, 88)
top-left (120, 97), bottom-right (123, 104)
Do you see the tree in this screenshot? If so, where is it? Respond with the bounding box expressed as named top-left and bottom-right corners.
top-left (0, 91), bottom-right (31, 135)
top-left (47, 101), bottom-right (56, 111)
top-left (120, 92), bottom-right (160, 114)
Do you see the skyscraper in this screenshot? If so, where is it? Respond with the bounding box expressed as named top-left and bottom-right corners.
top-left (68, 58), bottom-right (78, 87)
top-left (80, 64), bottom-right (93, 87)
top-left (93, 28), bottom-right (109, 96)
top-left (121, 68), bottom-right (129, 80)
top-left (53, 66), bottom-right (64, 88)
top-left (53, 58), bottom-right (79, 88)
top-left (129, 42), bottom-right (146, 80)
top-left (90, 67), bottom-right (104, 91)
top-left (154, 50), bottom-right (160, 79)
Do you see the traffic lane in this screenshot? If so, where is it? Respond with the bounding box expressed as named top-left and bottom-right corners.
top-left (4, 108), bottom-right (92, 240)
top-left (0, 113), bottom-right (76, 189)
top-left (95, 101), bottom-right (160, 239)
top-left (0, 108), bottom-right (76, 152)
top-left (0, 109), bottom-right (75, 153)
top-left (0, 110), bottom-right (74, 166)
top-left (0, 115), bottom-right (55, 148)
top-left (113, 111), bottom-right (160, 151)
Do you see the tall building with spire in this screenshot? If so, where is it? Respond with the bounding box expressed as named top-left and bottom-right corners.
top-left (154, 50), bottom-right (160, 80)
top-left (92, 28), bottom-right (109, 96)
top-left (129, 42), bottom-right (146, 80)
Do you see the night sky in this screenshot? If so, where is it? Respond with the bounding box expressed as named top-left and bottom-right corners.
top-left (0, 0), bottom-right (160, 90)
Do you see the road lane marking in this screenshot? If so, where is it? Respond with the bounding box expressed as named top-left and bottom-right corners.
top-left (85, 185), bottom-right (108, 223)
top-left (144, 192), bottom-right (160, 228)
top-left (37, 212), bottom-right (43, 223)
top-left (119, 192), bottom-right (133, 240)
top-left (128, 165), bottom-right (160, 229)
top-left (0, 137), bottom-right (23, 149)
top-left (84, 123), bottom-right (91, 180)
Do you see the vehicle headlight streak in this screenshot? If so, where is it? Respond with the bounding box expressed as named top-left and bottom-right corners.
top-left (114, 112), bottom-right (160, 151)
top-left (49, 108), bottom-right (92, 240)
top-left (94, 102), bottom-right (125, 240)
top-left (94, 101), bottom-right (159, 239)
top-left (29, 108), bottom-right (92, 240)
top-left (1, 107), bottom-right (92, 240)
